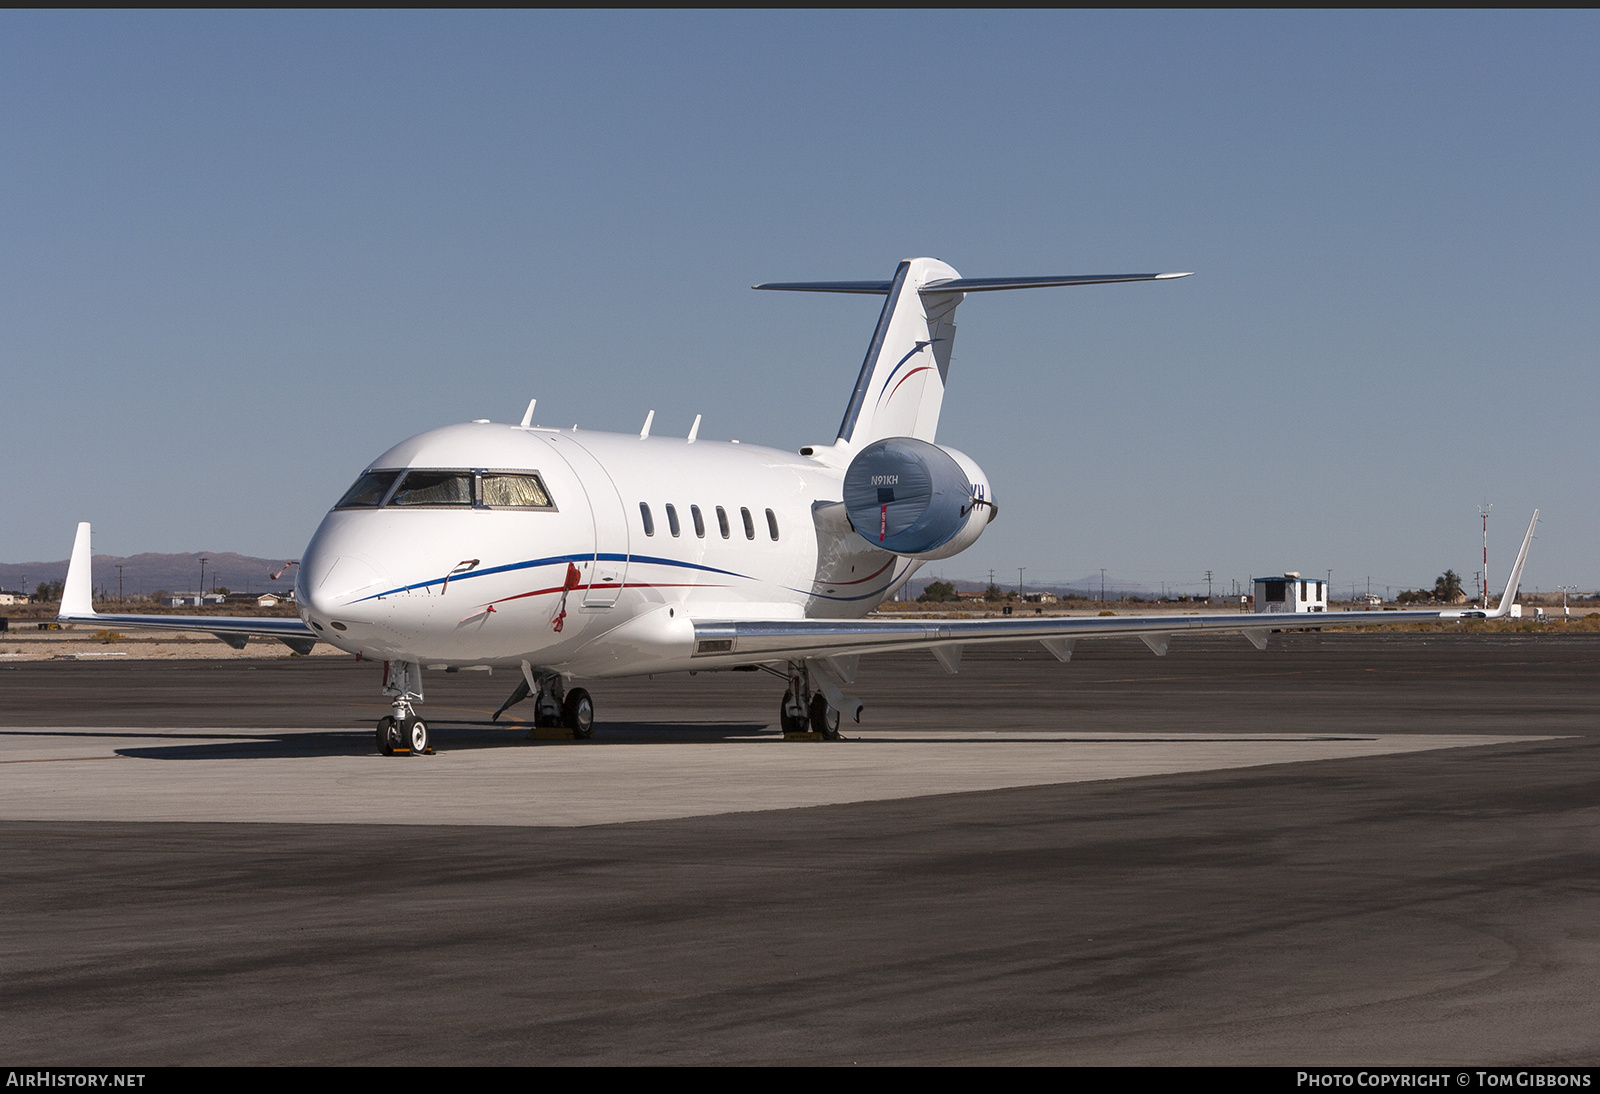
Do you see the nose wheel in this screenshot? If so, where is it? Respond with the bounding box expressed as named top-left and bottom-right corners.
top-left (377, 714), bottom-right (431, 755)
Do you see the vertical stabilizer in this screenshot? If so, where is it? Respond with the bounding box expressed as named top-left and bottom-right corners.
top-left (834, 257), bottom-right (963, 447)
top-left (753, 260), bottom-right (1189, 452)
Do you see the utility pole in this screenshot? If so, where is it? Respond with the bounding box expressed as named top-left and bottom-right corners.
top-left (1017, 567), bottom-right (1025, 598)
top-left (1100, 568), bottom-right (1106, 602)
top-left (1205, 570), bottom-right (1213, 602)
top-left (1479, 503), bottom-right (1492, 608)
top-left (198, 557), bottom-right (209, 607)
top-left (1559, 586), bottom-right (1578, 620)
top-left (116, 564), bottom-right (125, 602)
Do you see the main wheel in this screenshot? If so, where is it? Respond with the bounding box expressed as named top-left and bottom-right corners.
top-left (376, 715), bottom-right (400, 754)
top-left (809, 693), bottom-right (841, 740)
top-left (408, 718), bottom-right (430, 754)
top-left (562, 688), bottom-right (595, 739)
top-left (779, 691), bottom-right (810, 734)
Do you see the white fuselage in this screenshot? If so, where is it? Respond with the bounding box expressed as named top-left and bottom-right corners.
top-left (296, 421), bottom-right (922, 677)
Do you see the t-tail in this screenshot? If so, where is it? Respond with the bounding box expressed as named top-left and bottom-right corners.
top-left (755, 258), bottom-right (1191, 449)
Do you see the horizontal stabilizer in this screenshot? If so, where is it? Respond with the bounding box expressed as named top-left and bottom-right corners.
top-left (754, 272), bottom-right (1191, 295)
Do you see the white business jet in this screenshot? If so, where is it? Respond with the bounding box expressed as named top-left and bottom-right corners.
top-left (58, 257), bottom-right (1539, 755)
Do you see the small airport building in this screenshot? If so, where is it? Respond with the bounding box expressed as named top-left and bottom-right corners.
top-left (1253, 572), bottom-right (1328, 613)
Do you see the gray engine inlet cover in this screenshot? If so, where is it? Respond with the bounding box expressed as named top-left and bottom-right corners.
top-left (842, 437), bottom-right (973, 556)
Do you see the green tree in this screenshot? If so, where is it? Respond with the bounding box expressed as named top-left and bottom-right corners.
top-left (1433, 569), bottom-right (1464, 602)
top-left (918, 580), bottom-right (956, 603)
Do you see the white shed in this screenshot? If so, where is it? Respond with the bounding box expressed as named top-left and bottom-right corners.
top-left (1254, 572), bottom-right (1328, 613)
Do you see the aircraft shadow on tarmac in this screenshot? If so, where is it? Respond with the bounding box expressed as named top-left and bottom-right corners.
top-left (0, 720), bottom-right (1379, 761)
top-left (91, 720), bottom-right (779, 759)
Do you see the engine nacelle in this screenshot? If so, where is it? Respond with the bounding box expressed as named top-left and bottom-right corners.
top-left (841, 437), bottom-right (995, 560)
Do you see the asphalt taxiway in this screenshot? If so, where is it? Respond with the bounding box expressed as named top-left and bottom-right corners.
top-left (1, 633), bottom-right (1596, 1064)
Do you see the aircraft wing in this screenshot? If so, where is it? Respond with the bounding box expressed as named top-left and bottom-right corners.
top-left (691, 511), bottom-right (1539, 668)
top-left (55, 523), bottom-right (319, 655)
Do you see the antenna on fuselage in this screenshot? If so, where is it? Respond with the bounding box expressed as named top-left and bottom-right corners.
top-left (640, 409), bottom-right (655, 439)
top-left (688, 414), bottom-right (701, 443)
top-left (519, 398), bottom-right (537, 428)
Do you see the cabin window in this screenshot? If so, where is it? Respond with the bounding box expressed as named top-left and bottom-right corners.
top-left (716, 506), bottom-right (730, 539)
top-left (388, 471), bottom-right (474, 507)
top-left (334, 470), bottom-right (399, 509)
top-left (765, 508), bottom-right (779, 541)
top-left (480, 472), bottom-right (554, 509)
top-left (665, 503), bottom-right (681, 538)
top-left (691, 504), bottom-right (706, 538)
top-left (640, 502), bottom-right (655, 537)
top-left (741, 507), bottom-right (755, 540)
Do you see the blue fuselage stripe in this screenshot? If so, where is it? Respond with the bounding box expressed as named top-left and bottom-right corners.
top-left (350, 552), bottom-right (753, 603)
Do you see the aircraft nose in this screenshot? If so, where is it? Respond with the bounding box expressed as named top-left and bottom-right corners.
top-left (302, 554), bottom-right (385, 617)
top-left (298, 519), bottom-right (393, 623)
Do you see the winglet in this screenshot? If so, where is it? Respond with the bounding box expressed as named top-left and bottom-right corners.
top-left (1487, 510), bottom-right (1539, 619)
top-left (60, 522), bottom-right (97, 620)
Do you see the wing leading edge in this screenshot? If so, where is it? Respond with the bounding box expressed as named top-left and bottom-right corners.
top-left (690, 511), bottom-right (1540, 667)
top-left (56, 522), bottom-right (318, 654)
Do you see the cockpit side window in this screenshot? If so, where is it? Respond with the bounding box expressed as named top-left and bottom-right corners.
top-left (480, 472), bottom-right (554, 509)
top-left (334, 470), bottom-right (400, 509)
top-left (388, 471), bottom-right (474, 507)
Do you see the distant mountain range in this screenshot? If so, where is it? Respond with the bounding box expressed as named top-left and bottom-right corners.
top-left (2, 551), bottom-right (1168, 602)
top-left (903, 575), bottom-right (1163, 599)
top-left (0, 552), bottom-right (297, 598)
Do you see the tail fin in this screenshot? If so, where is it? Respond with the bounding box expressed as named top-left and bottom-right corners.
top-left (1487, 510), bottom-right (1539, 618)
top-left (60, 521), bottom-right (97, 620)
top-left (756, 259), bottom-right (1190, 448)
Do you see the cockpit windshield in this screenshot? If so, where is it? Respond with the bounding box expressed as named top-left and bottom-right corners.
top-left (334, 470), bottom-right (400, 508)
top-left (388, 471), bottom-right (474, 507)
top-left (480, 473), bottom-right (553, 508)
top-left (333, 469), bottom-right (556, 510)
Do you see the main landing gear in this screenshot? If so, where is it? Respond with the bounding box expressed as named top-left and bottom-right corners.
top-left (492, 661), bottom-right (595, 740)
top-left (377, 660), bottom-right (431, 755)
top-left (778, 662), bottom-right (845, 740)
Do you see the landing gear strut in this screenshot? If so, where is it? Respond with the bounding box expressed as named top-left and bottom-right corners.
top-left (377, 661), bottom-right (431, 755)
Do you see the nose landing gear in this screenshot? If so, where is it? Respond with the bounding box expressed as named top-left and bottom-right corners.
top-left (377, 660), bottom-right (432, 755)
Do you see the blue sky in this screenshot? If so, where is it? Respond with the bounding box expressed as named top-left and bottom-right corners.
top-left (3, 11), bottom-right (1595, 595)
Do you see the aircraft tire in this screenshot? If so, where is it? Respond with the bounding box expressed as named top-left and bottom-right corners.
top-left (779, 692), bottom-right (810, 734)
top-left (408, 718), bottom-right (430, 755)
top-left (809, 693), bottom-right (841, 740)
top-left (376, 715), bottom-right (400, 754)
top-left (562, 688), bottom-right (595, 739)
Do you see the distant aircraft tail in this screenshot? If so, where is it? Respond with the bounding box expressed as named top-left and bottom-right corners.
top-left (61, 521), bottom-right (96, 619)
top-left (756, 259), bottom-right (1189, 449)
top-left (1485, 510), bottom-right (1539, 619)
